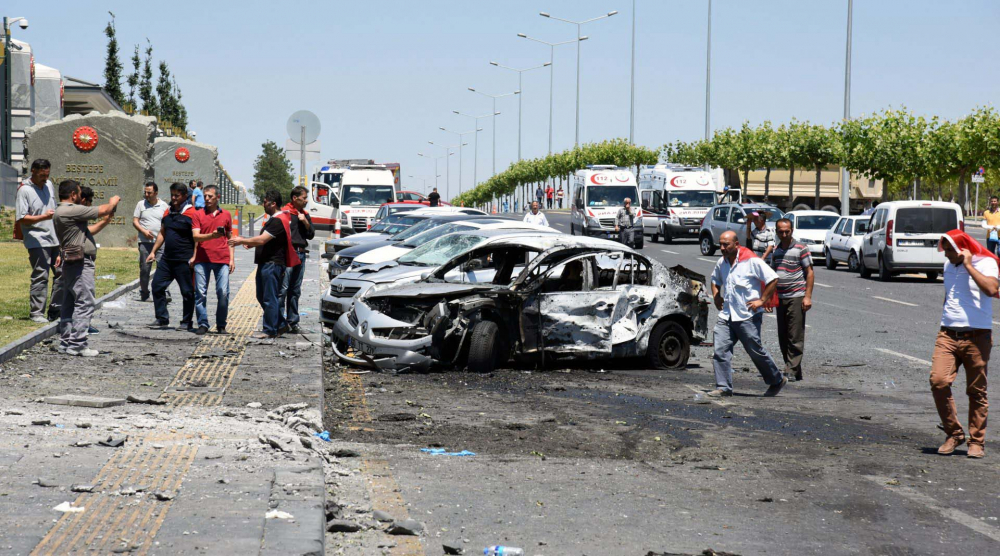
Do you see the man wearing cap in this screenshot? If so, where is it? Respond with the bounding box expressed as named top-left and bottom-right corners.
top-left (746, 210), bottom-right (775, 263)
top-left (931, 230), bottom-right (999, 459)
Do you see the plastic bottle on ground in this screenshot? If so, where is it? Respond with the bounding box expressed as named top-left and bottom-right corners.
top-left (484, 547), bottom-right (524, 556)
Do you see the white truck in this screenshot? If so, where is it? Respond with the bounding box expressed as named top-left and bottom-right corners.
top-left (638, 164), bottom-right (721, 243)
top-left (569, 165), bottom-right (643, 248)
top-left (336, 165), bottom-right (398, 236)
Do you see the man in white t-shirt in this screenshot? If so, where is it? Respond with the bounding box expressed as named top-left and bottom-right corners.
top-left (709, 231), bottom-right (787, 398)
top-left (931, 230), bottom-right (999, 459)
top-left (523, 201), bottom-right (549, 227)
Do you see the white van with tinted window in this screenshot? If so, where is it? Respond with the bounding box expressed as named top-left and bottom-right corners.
top-left (569, 165), bottom-right (643, 248)
top-left (859, 201), bottom-right (964, 281)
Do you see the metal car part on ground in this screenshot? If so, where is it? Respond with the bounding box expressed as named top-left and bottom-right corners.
top-left (330, 234), bottom-right (710, 374)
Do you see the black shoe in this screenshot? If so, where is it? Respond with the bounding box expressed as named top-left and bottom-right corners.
top-left (179, 322), bottom-right (195, 332)
top-left (215, 327), bottom-right (228, 335)
top-left (195, 325), bottom-right (208, 336)
top-left (147, 320), bottom-right (169, 329)
top-left (139, 295), bottom-right (151, 302)
top-left (277, 324), bottom-right (290, 336)
top-left (88, 326), bottom-right (99, 334)
top-left (165, 296), bottom-right (173, 304)
top-left (287, 324), bottom-right (301, 334)
top-left (764, 376), bottom-right (788, 397)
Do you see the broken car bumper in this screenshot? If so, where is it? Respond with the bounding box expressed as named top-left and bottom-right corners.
top-left (330, 311), bottom-right (435, 372)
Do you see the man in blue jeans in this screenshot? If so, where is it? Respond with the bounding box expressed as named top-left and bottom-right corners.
top-left (708, 230), bottom-right (788, 398)
top-left (229, 189), bottom-right (300, 338)
top-left (146, 183), bottom-right (205, 330)
top-left (278, 186), bottom-right (314, 334)
top-left (191, 185), bottom-right (234, 335)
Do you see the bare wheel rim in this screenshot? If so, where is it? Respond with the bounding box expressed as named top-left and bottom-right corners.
top-left (659, 333), bottom-right (683, 367)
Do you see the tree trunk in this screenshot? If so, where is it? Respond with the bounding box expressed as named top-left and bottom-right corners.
top-left (914, 177), bottom-right (921, 200)
top-left (958, 172), bottom-right (968, 216)
top-left (764, 168), bottom-right (771, 200)
top-left (814, 165), bottom-right (822, 210)
top-left (787, 165), bottom-right (795, 211)
top-left (881, 178), bottom-right (891, 203)
top-left (741, 169), bottom-right (749, 198)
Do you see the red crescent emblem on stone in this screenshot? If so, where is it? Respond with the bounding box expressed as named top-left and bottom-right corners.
top-left (175, 147), bottom-right (191, 163)
top-left (73, 126), bottom-right (99, 152)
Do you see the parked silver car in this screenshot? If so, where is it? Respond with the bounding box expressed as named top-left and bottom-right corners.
top-left (331, 234), bottom-right (710, 374)
top-left (698, 203), bottom-right (784, 256)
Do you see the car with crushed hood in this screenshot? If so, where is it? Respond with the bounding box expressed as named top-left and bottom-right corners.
top-left (320, 229), bottom-right (558, 326)
top-left (330, 234), bottom-right (710, 374)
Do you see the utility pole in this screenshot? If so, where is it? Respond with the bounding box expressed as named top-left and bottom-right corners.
top-left (840, 0), bottom-right (853, 216)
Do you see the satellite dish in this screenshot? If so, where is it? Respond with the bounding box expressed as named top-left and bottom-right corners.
top-left (287, 110), bottom-right (321, 144)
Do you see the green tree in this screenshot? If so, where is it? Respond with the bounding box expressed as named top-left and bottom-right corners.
top-left (156, 61), bottom-right (176, 126)
top-left (840, 108), bottom-right (924, 205)
top-left (252, 140), bottom-right (295, 202)
top-left (796, 123), bottom-right (840, 209)
top-left (102, 12), bottom-right (126, 107)
top-left (756, 122), bottom-right (781, 201)
top-left (126, 44), bottom-right (140, 109)
top-left (172, 77), bottom-right (188, 131)
top-left (777, 120), bottom-right (810, 210)
top-left (139, 40), bottom-right (157, 115)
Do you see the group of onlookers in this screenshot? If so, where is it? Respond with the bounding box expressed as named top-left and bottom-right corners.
top-left (15, 161), bottom-right (314, 356)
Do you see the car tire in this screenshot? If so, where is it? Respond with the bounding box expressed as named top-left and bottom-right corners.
top-left (651, 232), bottom-right (658, 243)
top-left (878, 255), bottom-right (893, 282)
top-left (466, 320), bottom-right (500, 374)
top-left (859, 253), bottom-right (872, 278)
top-left (847, 251), bottom-right (860, 272)
top-left (926, 271), bottom-right (938, 281)
top-left (647, 320), bottom-right (690, 370)
top-left (700, 234), bottom-right (717, 256)
top-left (662, 225), bottom-right (673, 244)
top-left (824, 249), bottom-right (837, 270)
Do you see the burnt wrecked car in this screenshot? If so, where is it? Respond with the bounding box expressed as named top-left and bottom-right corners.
top-left (330, 232), bottom-right (710, 373)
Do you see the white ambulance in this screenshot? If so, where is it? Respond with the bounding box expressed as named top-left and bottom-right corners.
top-left (638, 164), bottom-right (720, 243)
top-left (336, 165), bottom-right (398, 236)
top-left (569, 165), bottom-right (642, 248)
top-left (304, 166), bottom-right (345, 232)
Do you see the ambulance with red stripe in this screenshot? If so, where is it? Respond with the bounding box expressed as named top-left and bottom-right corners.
top-left (638, 164), bottom-right (719, 243)
top-left (569, 165), bottom-right (642, 248)
top-left (334, 165), bottom-right (397, 236)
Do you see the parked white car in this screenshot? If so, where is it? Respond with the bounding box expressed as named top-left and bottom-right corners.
top-left (784, 210), bottom-right (841, 260)
top-left (859, 201), bottom-right (964, 281)
top-left (823, 215), bottom-right (870, 272)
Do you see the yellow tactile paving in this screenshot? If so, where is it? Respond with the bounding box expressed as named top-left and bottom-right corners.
top-left (30, 434), bottom-right (198, 556)
top-left (165, 268), bottom-right (261, 406)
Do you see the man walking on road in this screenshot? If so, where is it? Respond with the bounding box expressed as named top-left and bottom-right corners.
top-left (931, 230), bottom-right (999, 459)
top-left (132, 182), bottom-right (170, 302)
top-left (191, 186), bottom-right (234, 335)
top-left (709, 231), bottom-right (787, 398)
top-left (53, 180), bottom-right (120, 356)
top-left (771, 218), bottom-right (814, 382)
top-left (545, 184), bottom-right (554, 209)
top-left (427, 188), bottom-right (440, 207)
top-left (535, 185), bottom-right (544, 208)
top-left (146, 183), bottom-right (203, 330)
top-left (16, 159), bottom-right (63, 323)
top-left (982, 196), bottom-right (1000, 255)
top-left (557, 185), bottom-right (564, 209)
top-left (279, 186), bottom-right (314, 334)
top-left (523, 201), bottom-right (549, 227)
top-left (189, 180), bottom-right (205, 210)
top-left (229, 190), bottom-right (300, 339)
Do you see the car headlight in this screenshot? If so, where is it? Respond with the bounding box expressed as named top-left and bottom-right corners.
top-left (586, 215), bottom-right (600, 227)
top-left (334, 255), bottom-right (353, 267)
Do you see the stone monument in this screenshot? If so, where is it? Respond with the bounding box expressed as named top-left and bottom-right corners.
top-left (24, 111), bottom-right (157, 248)
top-left (151, 137), bottom-right (219, 193)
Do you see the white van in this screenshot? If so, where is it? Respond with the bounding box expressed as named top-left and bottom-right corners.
top-left (638, 164), bottom-right (719, 243)
top-left (337, 165), bottom-right (398, 236)
top-left (859, 201), bottom-right (964, 281)
top-left (570, 165), bottom-right (643, 248)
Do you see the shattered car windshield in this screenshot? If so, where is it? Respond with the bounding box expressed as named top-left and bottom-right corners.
top-left (389, 219), bottom-right (443, 241)
top-left (401, 223), bottom-right (475, 248)
top-left (397, 234), bottom-right (487, 267)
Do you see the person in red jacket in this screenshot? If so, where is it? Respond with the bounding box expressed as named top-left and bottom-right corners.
top-left (229, 189), bottom-right (299, 338)
top-left (545, 184), bottom-right (554, 209)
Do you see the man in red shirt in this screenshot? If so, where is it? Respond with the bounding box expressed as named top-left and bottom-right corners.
top-left (191, 185), bottom-right (234, 335)
top-left (545, 184), bottom-right (554, 209)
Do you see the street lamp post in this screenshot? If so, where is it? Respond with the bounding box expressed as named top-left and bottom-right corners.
top-left (468, 88), bottom-right (519, 177)
top-left (540, 9), bottom-right (617, 146)
top-left (427, 142), bottom-right (460, 200)
top-left (453, 110), bottom-right (498, 190)
top-left (705, 0), bottom-right (711, 143)
top-left (2, 16), bottom-right (28, 165)
top-left (439, 128), bottom-right (479, 195)
top-left (516, 34), bottom-right (583, 157)
top-left (630, 0), bottom-right (637, 144)
top-left (417, 152), bottom-right (448, 191)
top-left (488, 61), bottom-right (549, 163)
top-left (841, 0), bottom-right (853, 216)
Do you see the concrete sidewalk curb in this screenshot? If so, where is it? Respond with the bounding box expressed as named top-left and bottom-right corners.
top-left (0, 278), bottom-right (139, 365)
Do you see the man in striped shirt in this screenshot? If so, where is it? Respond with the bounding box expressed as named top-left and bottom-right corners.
top-left (771, 218), bottom-right (814, 382)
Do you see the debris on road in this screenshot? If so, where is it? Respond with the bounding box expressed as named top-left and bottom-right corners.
top-left (34, 478), bottom-right (58, 488)
top-left (326, 519), bottom-right (362, 533)
top-left (372, 510), bottom-right (394, 523)
top-left (98, 436), bottom-right (127, 448)
top-left (385, 518), bottom-right (424, 536)
top-left (53, 502), bottom-right (85, 513)
top-left (265, 509), bottom-right (294, 520)
top-left (44, 395), bottom-right (126, 408)
top-left (420, 448), bottom-right (476, 457)
top-left (71, 484), bottom-right (95, 493)
top-left (126, 395), bottom-right (166, 405)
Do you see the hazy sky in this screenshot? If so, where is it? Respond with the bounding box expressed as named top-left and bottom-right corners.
top-left (18, 0), bottom-right (1000, 199)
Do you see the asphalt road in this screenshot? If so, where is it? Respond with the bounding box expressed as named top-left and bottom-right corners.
top-left (323, 211), bottom-right (1000, 556)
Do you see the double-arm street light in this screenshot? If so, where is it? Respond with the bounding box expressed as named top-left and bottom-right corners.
top-left (488, 61), bottom-right (550, 163)
top-left (426, 142), bottom-right (463, 200)
top-left (517, 34), bottom-right (583, 156)
top-left (416, 152), bottom-right (448, 191)
top-left (467, 88), bottom-right (519, 176)
top-left (439, 128), bottom-right (480, 195)
top-left (453, 110), bottom-right (498, 190)
top-left (540, 9), bottom-right (617, 146)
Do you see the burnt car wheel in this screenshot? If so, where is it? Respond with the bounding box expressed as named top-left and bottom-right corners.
top-left (467, 320), bottom-right (500, 373)
top-left (647, 320), bottom-right (690, 371)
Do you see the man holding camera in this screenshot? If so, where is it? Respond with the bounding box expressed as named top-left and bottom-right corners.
top-left (191, 185), bottom-right (234, 335)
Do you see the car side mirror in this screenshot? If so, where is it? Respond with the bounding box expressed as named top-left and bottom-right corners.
top-left (736, 218), bottom-right (746, 224)
top-left (419, 271), bottom-right (433, 281)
